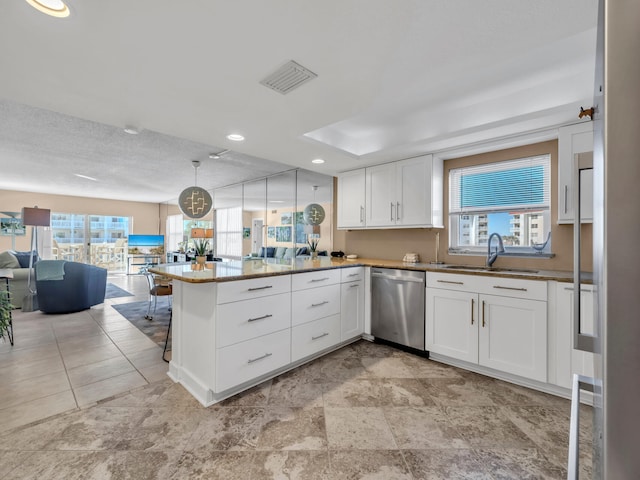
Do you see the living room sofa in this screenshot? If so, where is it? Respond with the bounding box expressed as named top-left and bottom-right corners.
top-left (257, 246), bottom-right (327, 259)
top-left (0, 250), bottom-right (38, 308)
top-left (35, 260), bottom-right (107, 314)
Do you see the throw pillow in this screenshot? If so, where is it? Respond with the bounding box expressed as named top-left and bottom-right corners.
top-left (0, 251), bottom-right (20, 269)
top-left (11, 250), bottom-right (40, 268)
top-left (274, 247), bottom-right (287, 258)
top-left (283, 247), bottom-right (296, 259)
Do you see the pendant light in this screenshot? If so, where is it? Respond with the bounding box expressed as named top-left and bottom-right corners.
top-left (303, 186), bottom-right (325, 225)
top-left (178, 160), bottom-right (212, 219)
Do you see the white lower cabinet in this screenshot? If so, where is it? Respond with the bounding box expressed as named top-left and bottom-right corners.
top-left (554, 283), bottom-right (595, 389)
top-left (292, 314), bottom-right (341, 362)
top-left (426, 273), bottom-right (548, 383)
top-left (215, 328), bottom-right (291, 392)
top-left (340, 279), bottom-right (364, 341)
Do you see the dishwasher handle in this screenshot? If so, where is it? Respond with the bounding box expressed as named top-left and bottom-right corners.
top-left (371, 272), bottom-right (425, 283)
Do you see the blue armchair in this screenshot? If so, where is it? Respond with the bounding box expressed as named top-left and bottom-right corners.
top-left (36, 260), bottom-right (107, 314)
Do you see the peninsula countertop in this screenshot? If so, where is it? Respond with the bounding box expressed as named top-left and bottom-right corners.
top-left (149, 257), bottom-right (588, 284)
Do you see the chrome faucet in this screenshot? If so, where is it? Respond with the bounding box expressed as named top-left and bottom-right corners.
top-left (486, 232), bottom-right (505, 267)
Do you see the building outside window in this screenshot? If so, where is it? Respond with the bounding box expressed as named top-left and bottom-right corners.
top-left (449, 154), bottom-right (551, 253)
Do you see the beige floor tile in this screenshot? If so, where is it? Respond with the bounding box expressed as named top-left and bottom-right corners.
top-left (56, 333), bottom-right (113, 355)
top-left (112, 336), bottom-right (159, 355)
top-left (137, 362), bottom-right (170, 384)
top-left (474, 448), bottom-right (568, 479)
top-left (106, 327), bottom-right (150, 343)
top-left (0, 354), bottom-right (66, 384)
top-left (329, 450), bottom-right (412, 480)
top-left (403, 449), bottom-right (492, 480)
top-left (383, 406), bottom-right (469, 449)
top-left (255, 407), bottom-right (326, 450)
top-left (361, 356), bottom-right (416, 378)
top-left (325, 407), bottom-right (397, 450)
top-left (0, 369), bottom-right (71, 411)
top-left (3, 450), bottom-right (113, 479)
top-left (61, 342), bottom-right (123, 370)
top-left (170, 451), bottom-right (257, 479)
top-left (67, 355), bottom-right (135, 388)
top-left (253, 451), bottom-right (331, 479)
top-left (125, 345), bottom-right (165, 369)
top-left (73, 371), bottom-right (148, 407)
top-left (0, 390), bottom-right (77, 433)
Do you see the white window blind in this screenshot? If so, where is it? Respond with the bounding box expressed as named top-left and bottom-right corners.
top-left (215, 207), bottom-right (242, 259)
top-left (166, 214), bottom-right (183, 252)
top-left (450, 155), bottom-right (550, 215)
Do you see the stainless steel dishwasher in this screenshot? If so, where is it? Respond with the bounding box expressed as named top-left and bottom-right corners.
top-left (371, 268), bottom-right (425, 350)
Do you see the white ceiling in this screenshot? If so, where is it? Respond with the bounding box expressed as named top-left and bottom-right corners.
top-left (0, 0), bottom-right (598, 204)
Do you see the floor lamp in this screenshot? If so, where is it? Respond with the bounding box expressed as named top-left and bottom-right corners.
top-left (21, 206), bottom-right (51, 312)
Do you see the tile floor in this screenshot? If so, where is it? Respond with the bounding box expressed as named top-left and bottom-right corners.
top-left (0, 275), bottom-right (593, 479)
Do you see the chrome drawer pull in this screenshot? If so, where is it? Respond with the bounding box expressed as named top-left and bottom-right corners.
top-left (493, 285), bottom-right (528, 292)
top-left (247, 352), bottom-right (272, 364)
top-left (347, 273), bottom-right (359, 277)
top-left (247, 314), bottom-right (273, 323)
top-left (349, 284), bottom-right (359, 288)
top-left (310, 277), bottom-right (329, 283)
top-left (437, 280), bottom-right (464, 285)
top-left (247, 285), bottom-right (273, 291)
top-left (564, 287), bottom-right (591, 293)
top-left (311, 301), bottom-right (329, 307)
top-left (312, 332), bottom-right (329, 340)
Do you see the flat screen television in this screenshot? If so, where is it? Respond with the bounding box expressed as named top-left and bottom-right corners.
top-left (127, 234), bottom-right (164, 255)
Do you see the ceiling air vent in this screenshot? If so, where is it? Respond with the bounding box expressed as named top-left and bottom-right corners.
top-left (260, 60), bottom-right (317, 95)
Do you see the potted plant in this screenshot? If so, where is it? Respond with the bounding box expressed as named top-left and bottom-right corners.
top-left (0, 290), bottom-right (12, 342)
top-left (194, 238), bottom-right (209, 264)
top-left (307, 238), bottom-right (319, 259)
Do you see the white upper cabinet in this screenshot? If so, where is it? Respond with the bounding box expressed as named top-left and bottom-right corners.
top-left (337, 169), bottom-right (366, 229)
top-left (558, 122), bottom-right (594, 223)
top-left (338, 154), bottom-right (443, 229)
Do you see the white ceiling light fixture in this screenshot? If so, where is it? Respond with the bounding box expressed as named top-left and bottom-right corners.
top-left (209, 149), bottom-right (230, 159)
top-left (74, 173), bottom-right (98, 181)
top-left (25, 0), bottom-right (70, 18)
top-left (311, 158), bottom-right (325, 164)
top-left (226, 134), bottom-right (245, 142)
top-left (123, 125), bottom-right (141, 135)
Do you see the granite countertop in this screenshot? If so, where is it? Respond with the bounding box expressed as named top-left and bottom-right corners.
top-left (149, 257), bottom-right (589, 284)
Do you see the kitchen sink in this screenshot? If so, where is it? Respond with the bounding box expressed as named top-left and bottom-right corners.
top-left (440, 265), bottom-right (540, 274)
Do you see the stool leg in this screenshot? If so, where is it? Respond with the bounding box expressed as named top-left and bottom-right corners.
top-left (162, 309), bottom-right (172, 363)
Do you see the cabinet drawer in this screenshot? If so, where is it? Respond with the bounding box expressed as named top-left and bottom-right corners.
top-left (292, 284), bottom-right (341, 327)
top-left (292, 269), bottom-right (341, 291)
top-left (216, 293), bottom-right (291, 348)
top-left (291, 314), bottom-right (341, 362)
top-left (427, 272), bottom-right (546, 301)
top-left (215, 329), bottom-right (291, 392)
top-left (217, 274), bottom-right (290, 304)
top-left (341, 266), bottom-right (364, 283)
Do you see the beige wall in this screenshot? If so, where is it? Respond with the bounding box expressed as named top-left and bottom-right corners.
top-left (333, 140), bottom-right (593, 272)
top-left (0, 189), bottom-right (162, 252)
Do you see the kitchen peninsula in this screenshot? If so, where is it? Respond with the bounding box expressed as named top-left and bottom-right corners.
top-left (150, 257), bottom-right (368, 406)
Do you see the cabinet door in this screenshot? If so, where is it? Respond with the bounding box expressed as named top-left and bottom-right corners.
top-left (396, 155), bottom-right (431, 227)
top-left (425, 288), bottom-right (478, 363)
top-left (366, 163), bottom-right (397, 227)
top-left (558, 122), bottom-right (594, 223)
top-left (478, 294), bottom-right (547, 382)
top-left (341, 280), bottom-right (364, 341)
top-left (337, 169), bottom-right (366, 228)
top-left (554, 284), bottom-right (595, 389)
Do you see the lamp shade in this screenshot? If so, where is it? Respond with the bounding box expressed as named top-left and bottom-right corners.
top-left (190, 228), bottom-right (206, 238)
top-left (204, 229), bottom-right (214, 238)
top-left (21, 207), bottom-right (51, 226)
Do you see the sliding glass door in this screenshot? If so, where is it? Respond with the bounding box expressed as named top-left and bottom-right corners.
top-left (50, 213), bottom-right (131, 273)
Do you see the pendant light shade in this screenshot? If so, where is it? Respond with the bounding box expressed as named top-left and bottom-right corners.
top-left (179, 160), bottom-right (212, 219)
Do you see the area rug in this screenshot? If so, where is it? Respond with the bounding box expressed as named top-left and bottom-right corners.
top-left (105, 283), bottom-right (134, 299)
top-left (111, 300), bottom-right (171, 349)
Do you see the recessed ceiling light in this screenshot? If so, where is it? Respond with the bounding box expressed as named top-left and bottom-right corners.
top-left (74, 173), bottom-right (98, 182)
top-left (209, 149), bottom-right (230, 159)
top-left (269, 200), bottom-right (285, 204)
top-left (311, 158), bottom-right (325, 164)
top-left (25, 0), bottom-right (70, 18)
top-left (124, 126), bottom-right (140, 135)
top-left (226, 134), bottom-right (245, 142)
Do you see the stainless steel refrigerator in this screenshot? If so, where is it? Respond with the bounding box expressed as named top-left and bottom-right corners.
top-left (569, 1), bottom-right (640, 478)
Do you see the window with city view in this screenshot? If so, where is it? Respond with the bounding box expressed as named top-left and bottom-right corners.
top-left (449, 154), bottom-right (551, 253)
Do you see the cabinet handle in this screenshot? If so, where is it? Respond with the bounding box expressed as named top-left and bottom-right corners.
top-left (471, 298), bottom-right (475, 325)
top-left (564, 185), bottom-right (569, 214)
top-left (311, 301), bottom-right (329, 307)
top-left (482, 300), bottom-right (486, 327)
top-left (247, 352), bottom-right (273, 364)
top-left (564, 287), bottom-right (592, 293)
top-left (396, 202), bottom-right (400, 220)
top-left (310, 277), bottom-right (329, 283)
top-left (390, 202), bottom-right (395, 221)
top-left (360, 205), bottom-right (364, 223)
top-left (349, 283), bottom-right (359, 288)
top-left (247, 314), bottom-right (273, 323)
top-left (248, 285), bottom-right (273, 291)
top-left (347, 273), bottom-right (359, 277)
top-left (437, 280), bottom-right (464, 285)
top-left (492, 285), bottom-right (528, 292)
top-left (312, 332), bottom-right (329, 340)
